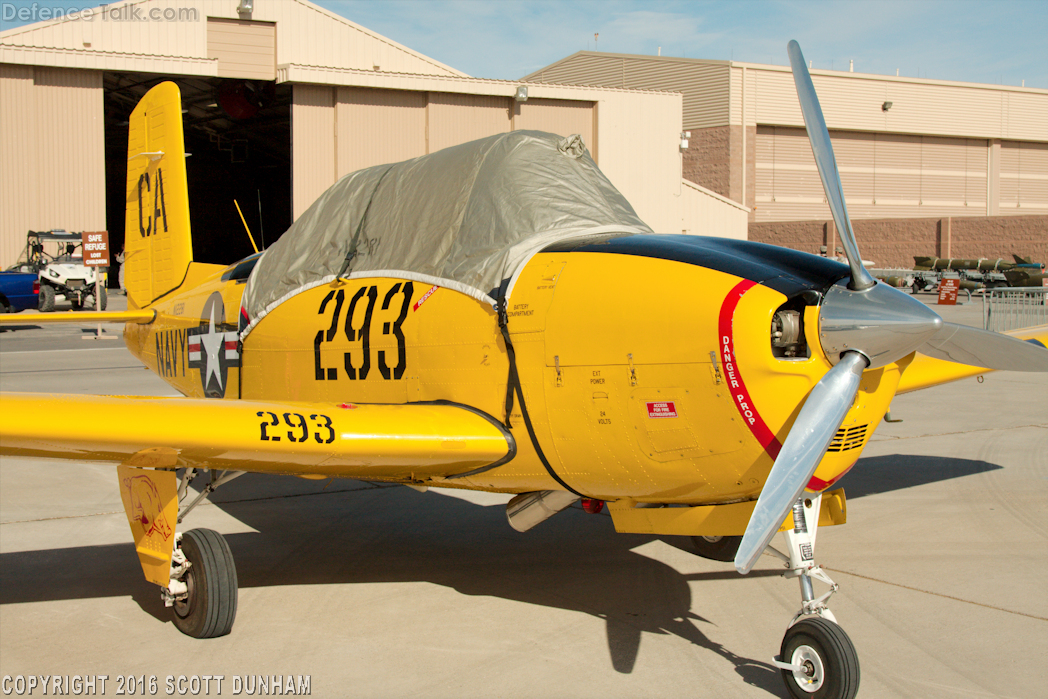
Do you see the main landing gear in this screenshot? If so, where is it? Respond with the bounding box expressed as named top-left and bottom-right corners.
top-left (767, 493), bottom-right (860, 699)
top-left (162, 468), bottom-right (244, 638)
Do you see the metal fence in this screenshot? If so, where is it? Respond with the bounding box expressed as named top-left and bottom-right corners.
top-left (982, 288), bottom-right (1048, 332)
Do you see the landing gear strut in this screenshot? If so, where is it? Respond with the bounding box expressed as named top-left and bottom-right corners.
top-left (769, 493), bottom-right (860, 699)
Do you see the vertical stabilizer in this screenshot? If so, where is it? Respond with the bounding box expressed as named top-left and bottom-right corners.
top-left (124, 82), bottom-right (193, 309)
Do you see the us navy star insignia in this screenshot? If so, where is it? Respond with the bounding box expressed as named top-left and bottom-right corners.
top-left (187, 292), bottom-right (240, 397)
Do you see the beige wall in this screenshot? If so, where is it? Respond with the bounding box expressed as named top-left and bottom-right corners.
top-left (681, 181), bottom-right (749, 239)
top-left (281, 65), bottom-right (690, 236)
top-left (207, 17), bottom-right (276, 81)
top-left (284, 73), bottom-right (691, 235)
top-left (524, 52), bottom-right (730, 130)
top-left (292, 83), bottom-right (599, 219)
top-left (526, 52), bottom-right (1048, 228)
top-left (291, 84), bottom-right (336, 219)
top-left (0, 65), bottom-right (105, 267)
top-left (334, 87), bottom-right (427, 177)
top-left (748, 65), bottom-right (1047, 142)
top-left (753, 127), bottom-right (1048, 222)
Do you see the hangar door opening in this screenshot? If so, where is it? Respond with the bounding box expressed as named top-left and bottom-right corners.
top-left (104, 72), bottom-right (292, 269)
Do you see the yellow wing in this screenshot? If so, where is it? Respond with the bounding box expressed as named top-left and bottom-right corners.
top-left (0, 309), bottom-right (155, 325)
top-left (896, 324), bottom-right (1048, 394)
top-left (0, 393), bottom-right (513, 481)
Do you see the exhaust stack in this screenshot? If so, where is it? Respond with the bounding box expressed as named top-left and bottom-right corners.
top-left (506, 491), bottom-right (579, 532)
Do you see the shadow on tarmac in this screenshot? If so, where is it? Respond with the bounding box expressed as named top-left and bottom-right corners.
top-left (834, 454), bottom-right (1002, 499)
top-left (2, 480), bottom-right (783, 694)
top-left (0, 453), bottom-right (1003, 693)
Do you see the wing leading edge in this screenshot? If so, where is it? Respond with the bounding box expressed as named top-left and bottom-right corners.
top-left (0, 393), bottom-right (513, 480)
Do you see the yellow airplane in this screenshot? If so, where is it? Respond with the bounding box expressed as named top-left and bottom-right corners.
top-left (1, 41), bottom-right (1046, 699)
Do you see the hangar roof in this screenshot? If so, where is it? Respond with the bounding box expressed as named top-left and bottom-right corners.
top-left (0, 0), bottom-right (465, 78)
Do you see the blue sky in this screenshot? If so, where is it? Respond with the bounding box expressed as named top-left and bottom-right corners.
top-left (3, 1), bottom-right (1046, 87)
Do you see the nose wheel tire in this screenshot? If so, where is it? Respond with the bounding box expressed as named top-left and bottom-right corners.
top-left (172, 528), bottom-right (238, 638)
top-left (689, 535), bottom-right (742, 562)
top-left (780, 617), bottom-right (860, 699)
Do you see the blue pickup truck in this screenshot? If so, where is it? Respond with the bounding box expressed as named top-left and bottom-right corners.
top-left (0, 270), bottom-right (40, 313)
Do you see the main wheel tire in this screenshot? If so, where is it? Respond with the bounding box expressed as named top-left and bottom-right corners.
top-left (779, 617), bottom-right (860, 699)
top-left (172, 528), bottom-right (238, 638)
top-left (38, 285), bottom-right (55, 312)
top-left (690, 535), bottom-right (742, 562)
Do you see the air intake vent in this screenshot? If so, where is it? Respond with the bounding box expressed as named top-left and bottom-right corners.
top-left (827, 424), bottom-right (867, 452)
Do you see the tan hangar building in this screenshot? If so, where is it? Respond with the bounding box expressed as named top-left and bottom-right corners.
top-left (0, 0), bottom-right (747, 269)
top-left (525, 52), bottom-right (1048, 268)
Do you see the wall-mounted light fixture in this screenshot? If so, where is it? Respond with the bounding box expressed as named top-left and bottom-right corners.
top-left (237, 0), bottom-right (254, 17)
top-left (882, 101), bottom-right (893, 112)
top-left (680, 131), bottom-right (691, 149)
top-left (514, 86), bottom-right (528, 102)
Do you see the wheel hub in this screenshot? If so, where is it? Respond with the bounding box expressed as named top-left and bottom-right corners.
top-left (790, 645), bottom-right (824, 693)
top-left (173, 567), bottom-right (195, 619)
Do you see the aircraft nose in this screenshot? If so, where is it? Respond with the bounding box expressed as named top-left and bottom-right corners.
top-left (818, 280), bottom-right (943, 368)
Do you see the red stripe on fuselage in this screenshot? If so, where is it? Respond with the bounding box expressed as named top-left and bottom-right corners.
top-left (718, 280), bottom-right (783, 459)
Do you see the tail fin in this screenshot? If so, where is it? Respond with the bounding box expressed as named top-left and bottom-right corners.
top-left (124, 82), bottom-right (193, 309)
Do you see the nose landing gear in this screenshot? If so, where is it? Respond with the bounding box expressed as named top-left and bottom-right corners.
top-left (769, 493), bottom-right (860, 699)
top-left (778, 616), bottom-right (860, 697)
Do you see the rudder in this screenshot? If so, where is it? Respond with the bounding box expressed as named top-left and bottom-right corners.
top-left (124, 82), bottom-right (193, 309)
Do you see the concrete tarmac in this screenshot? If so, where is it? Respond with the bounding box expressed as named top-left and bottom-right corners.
top-left (1, 293), bottom-right (1046, 698)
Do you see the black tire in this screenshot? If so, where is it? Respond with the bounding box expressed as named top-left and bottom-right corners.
top-left (690, 535), bottom-right (742, 562)
top-left (82, 286), bottom-right (107, 311)
top-left (779, 617), bottom-right (860, 699)
top-left (172, 528), bottom-right (238, 638)
top-left (38, 285), bottom-right (55, 312)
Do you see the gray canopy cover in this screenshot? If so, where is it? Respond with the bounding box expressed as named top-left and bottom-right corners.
top-left (240, 130), bottom-right (652, 335)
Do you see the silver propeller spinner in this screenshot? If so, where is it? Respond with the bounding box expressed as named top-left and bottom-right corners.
top-left (734, 40), bottom-right (1048, 575)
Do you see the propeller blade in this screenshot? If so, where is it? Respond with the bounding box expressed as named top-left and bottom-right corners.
top-left (787, 40), bottom-right (875, 291)
top-left (735, 352), bottom-right (868, 575)
top-left (919, 322), bottom-right (1048, 371)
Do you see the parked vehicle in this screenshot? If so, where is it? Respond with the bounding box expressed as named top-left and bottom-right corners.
top-left (17, 230), bottom-right (107, 312)
top-left (0, 270), bottom-right (40, 313)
